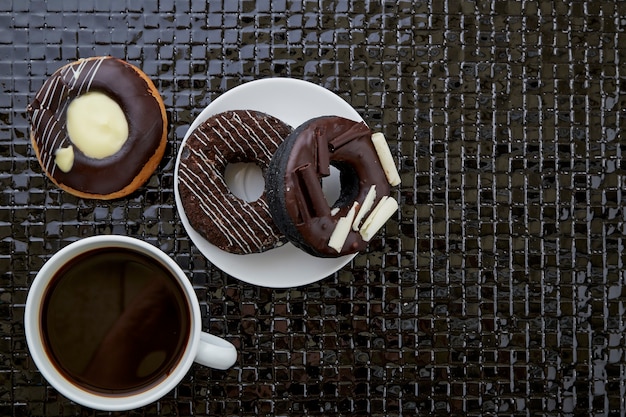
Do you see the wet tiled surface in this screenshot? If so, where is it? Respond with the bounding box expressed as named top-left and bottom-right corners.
top-left (1, 0), bottom-right (626, 415)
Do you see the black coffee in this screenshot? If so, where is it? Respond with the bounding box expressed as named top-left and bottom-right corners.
top-left (41, 247), bottom-right (191, 395)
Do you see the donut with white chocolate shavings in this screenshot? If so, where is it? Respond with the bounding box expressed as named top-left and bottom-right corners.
top-left (27, 56), bottom-right (167, 200)
top-left (266, 116), bottom-right (401, 258)
top-left (177, 110), bottom-right (292, 255)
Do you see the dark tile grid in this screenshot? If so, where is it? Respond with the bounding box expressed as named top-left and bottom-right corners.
top-left (408, 1), bottom-right (626, 416)
top-left (1, 0), bottom-right (625, 416)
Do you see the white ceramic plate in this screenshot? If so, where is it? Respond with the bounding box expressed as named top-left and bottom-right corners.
top-left (174, 78), bottom-right (362, 288)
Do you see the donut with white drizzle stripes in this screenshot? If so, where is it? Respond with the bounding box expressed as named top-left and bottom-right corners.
top-left (177, 110), bottom-right (292, 254)
top-left (27, 56), bottom-right (167, 200)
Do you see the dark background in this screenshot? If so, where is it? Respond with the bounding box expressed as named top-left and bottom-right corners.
top-left (1, 0), bottom-right (625, 416)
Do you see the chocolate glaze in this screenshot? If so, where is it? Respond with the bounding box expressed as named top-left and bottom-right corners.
top-left (267, 116), bottom-right (391, 257)
top-left (27, 57), bottom-right (165, 195)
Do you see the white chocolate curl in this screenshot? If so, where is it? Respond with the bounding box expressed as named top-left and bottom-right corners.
top-left (66, 91), bottom-right (129, 159)
top-left (371, 132), bottom-right (401, 186)
top-left (359, 196), bottom-right (399, 241)
top-left (328, 201), bottom-right (358, 253)
top-left (352, 185), bottom-right (377, 231)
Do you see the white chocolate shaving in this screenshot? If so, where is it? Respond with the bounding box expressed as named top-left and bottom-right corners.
top-left (66, 91), bottom-right (129, 159)
top-left (330, 207), bottom-right (340, 216)
top-left (359, 196), bottom-right (399, 241)
top-left (352, 185), bottom-right (377, 231)
top-left (328, 202), bottom-right (358, 253)
top-left (371, 132), bottom-right (401, 186)
top-left (54, 146), bottom-right (75, 173)
top-left (360, 196), bottom-right (388, 236)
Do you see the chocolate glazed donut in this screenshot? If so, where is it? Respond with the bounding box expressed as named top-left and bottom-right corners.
top-left (27, 56), bottom-right (167, 199)
top-left (266, 116), bottom-right (401, 258)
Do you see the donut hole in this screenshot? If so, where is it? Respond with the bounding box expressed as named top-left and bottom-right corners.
top-left (224, 162), bottom-right (265, 202)
top-left (322, 162), bottom-right (359, 209)
top-left (321, 165), bottom-right (341, 206)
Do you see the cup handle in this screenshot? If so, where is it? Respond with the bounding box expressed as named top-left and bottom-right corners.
top-left (194, 332), bottom-right (237, 370)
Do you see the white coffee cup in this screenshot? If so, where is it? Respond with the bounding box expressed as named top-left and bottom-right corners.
top-left (24, 235), bottom-right (237, 411)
